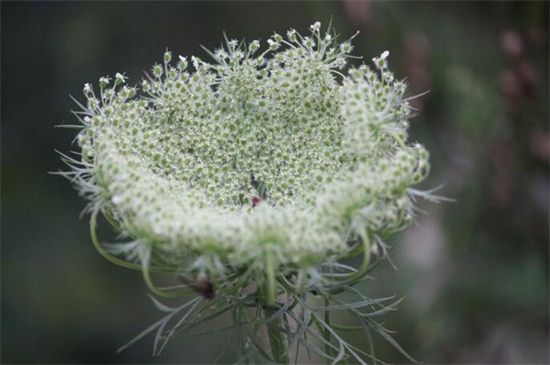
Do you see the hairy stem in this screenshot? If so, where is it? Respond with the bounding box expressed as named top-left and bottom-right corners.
top-left (263, 249), bottom-right (288, 363)
top-left (264, 305), bottom-right (289, 364)
top-left (265, 249), bottom-right (277, 305)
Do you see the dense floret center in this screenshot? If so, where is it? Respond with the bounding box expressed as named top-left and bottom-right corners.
top-left (111, 55), bottom-right (354, 209)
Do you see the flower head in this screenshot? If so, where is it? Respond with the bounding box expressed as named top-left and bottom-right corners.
top-left (60, 22), bottom-right (433, 362)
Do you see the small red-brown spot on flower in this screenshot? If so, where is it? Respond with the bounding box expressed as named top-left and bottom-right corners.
top-left (252, 195), bottom-right (261, 208)
top-left (194, 279), bottom-right (215, 300)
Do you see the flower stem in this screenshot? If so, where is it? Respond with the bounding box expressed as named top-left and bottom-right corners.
top-left (265, 305), bottom-right (289, 364)
top-left (263, 250), bottom-right (288, 363)
top-left (265, 249), bottom-right (277, 305)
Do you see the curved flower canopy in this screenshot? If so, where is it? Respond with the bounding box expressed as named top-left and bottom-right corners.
top-left (61, 22), bottom-right (433, 361)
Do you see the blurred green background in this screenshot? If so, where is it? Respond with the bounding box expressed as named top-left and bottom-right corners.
top-left (1, 1), bottom-right (548, 363)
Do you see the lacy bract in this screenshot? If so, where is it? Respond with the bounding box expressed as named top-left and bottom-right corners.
top-left (68, 22), bottom-right (429, 287)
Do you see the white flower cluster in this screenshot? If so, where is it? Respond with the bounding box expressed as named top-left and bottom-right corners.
top-left (67, 22), bottom-right (429, 283)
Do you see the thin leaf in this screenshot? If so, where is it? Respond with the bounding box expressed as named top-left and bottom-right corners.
top-left (368, 320), bottom-right (417, 364)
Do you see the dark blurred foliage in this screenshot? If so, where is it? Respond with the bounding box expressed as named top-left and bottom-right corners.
top-left (1, 1), bottom-right (548, 364)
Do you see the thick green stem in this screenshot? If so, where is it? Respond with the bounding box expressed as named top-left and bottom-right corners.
top-left (263, 249), bottom-right (288, 363)
top-left (265, 306), bottom-right (289, 364)
top-left (265, 250), bottom-right (277, 305)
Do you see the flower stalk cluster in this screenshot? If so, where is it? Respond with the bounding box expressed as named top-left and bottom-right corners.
top-left (60, 22), bottom-right (433, 363)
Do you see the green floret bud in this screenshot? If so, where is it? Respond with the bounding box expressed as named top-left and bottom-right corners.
top-left (163, 50), bottom-right (172, 64)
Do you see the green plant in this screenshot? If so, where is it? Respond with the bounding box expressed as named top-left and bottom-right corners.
top-left (59, 22), bottom-right (436, 364)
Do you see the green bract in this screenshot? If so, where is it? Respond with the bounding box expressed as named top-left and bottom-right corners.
top-left (61, 22), bottom-right (432, 362)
